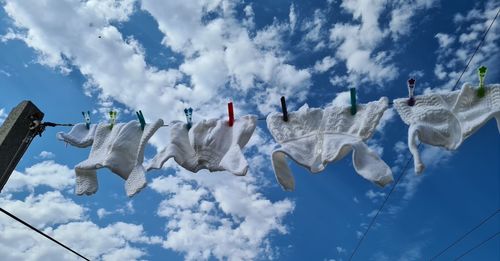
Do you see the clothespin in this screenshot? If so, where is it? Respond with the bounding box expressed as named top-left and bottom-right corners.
top-left (228, 102), bottom-right (234, 127)
top-left (477, 66), bottom-right (487, 98)
top-left (82, 111), bottom-right (91, 129)
top-left (407, 78), bottom-right (416, 106)
top-left (280, 96), bottom-right (288, 122)
top-left (184, 107), bottom-right (193, 129)
top-left (350, 88), bottom-right (357, 115)
top-left (109, 111), bottom-right (117, 130)
top-left (136, 110), bottom-right (146, 131)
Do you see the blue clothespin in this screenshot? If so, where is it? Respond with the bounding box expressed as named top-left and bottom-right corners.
top-left (109, 111), bottom-right (117, 130)
top-left (350, 88), bottom-right (357, 115)
top-left (136, 110), bottom-right (146, 131)
top-left (477, 66), bottom-right (487, 98)
top-left (82, 111), bottom-right (91, 129)
top-left (407, 78), bottom-right (416, 106)
top-left (184, 107), bottom-right (193, 129)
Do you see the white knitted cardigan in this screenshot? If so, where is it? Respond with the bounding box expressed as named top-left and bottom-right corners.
top-left (394, 83), bottom-right (500, 173)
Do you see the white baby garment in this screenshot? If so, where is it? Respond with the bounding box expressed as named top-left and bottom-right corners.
top-left (267, 97), bottom-right (393, 191)
top-left (147, 115), bottom-right (257, 176)
top-left (394, 83), bottom-right (500, 174)
top-left (58, 119), bottom-right (164, 197)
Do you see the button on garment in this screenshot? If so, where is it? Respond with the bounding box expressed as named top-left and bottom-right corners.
top-left (394, 83), bottom-right (500, 174)
top-left (147, 115), bottom-right (257, 176)
top-left (57, 119), bottom-right (164, 197)
top-left (267, 97), bottom-right (394, 191)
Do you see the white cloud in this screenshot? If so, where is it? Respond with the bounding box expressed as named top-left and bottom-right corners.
top-left (313, 56), bottom-right (336, 73)
top-left (0, 191), bottom-right (85, 228)
top-left (0, 108), bottom-right (7, 124)
top-left (353, 197), bottom-right (359, 203)
top-left (336, 246), bottom-right (346, 254)
top-left (433, 0), bottom-right (500, 90)
top-left (389, 0), bottom-right (438, 40)
top-left (150, 168), bottom-right (294, 261)
top-left (3, 160), bottom-right (74, 193)
top-left (289, 3), bottom-right (297, 32)
top-left (97, 208), bottom-right (112, 219)
top-left (36, 151), bottom-right (55, 159)
top-left (365, 189), bottom-right (386, 202)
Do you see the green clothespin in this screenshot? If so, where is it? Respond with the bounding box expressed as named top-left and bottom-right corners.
top-left (477, 66), bottom-right (487, 98)
top-left (82, 111), bottom-right (91, 129)
top-left (350, 88), bottom-right (357, 115)
top-left (136, 110), bottom-right (146, 131)
top-left (109, 111), bottom-right (117, 130)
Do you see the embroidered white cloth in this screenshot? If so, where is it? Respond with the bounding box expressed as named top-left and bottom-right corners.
top-left (57, 119), bottom-right (164, 197)
top-left (147, 115), bottom-right (257, 176)
top-left (394, 83), bottom-right (500, 173)
top-left (267, 97), bottom-right (393, 191)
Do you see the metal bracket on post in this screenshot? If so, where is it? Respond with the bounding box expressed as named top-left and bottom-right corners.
top-left (0, 101), bottom-right (44, 193)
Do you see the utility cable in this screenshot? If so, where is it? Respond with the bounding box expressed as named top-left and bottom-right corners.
top-left (0, 207), bottom-right (90, 260)
top-left (453, 231), bottom-right (500, 260)
top-left (429, 208), bottom-right (499, 260)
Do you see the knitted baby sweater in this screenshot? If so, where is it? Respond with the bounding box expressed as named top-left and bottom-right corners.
top-left (267, 97), bottom-right (394, 191)
top-left (147, 115), bottom-right (257, 176)
top-left (57, 119), bottom-right (163, 197)
top-left (394, 83), bottom-right (500, 173)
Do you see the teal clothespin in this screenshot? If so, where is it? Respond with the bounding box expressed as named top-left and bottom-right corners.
top-left (184, 107), bottom-right (193, 129)
top-left (350, 88), bottom-right (357, 115)
top-left (82, 111), bottom-right (91, 129)
top-left (109, 111), bottom-right (117, 130)
top-left (477, 66), bottom-right (487, 98)
top-left (136, 110), bottom-right (146, 131)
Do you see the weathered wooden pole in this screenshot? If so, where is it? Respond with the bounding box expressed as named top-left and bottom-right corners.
top-left (0, 101), bottom-right (44, 192)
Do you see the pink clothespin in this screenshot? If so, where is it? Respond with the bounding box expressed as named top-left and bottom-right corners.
top-left (407, 78), bottom-right (416, 106)
top-left (228, 102), bottom-right (234, 127)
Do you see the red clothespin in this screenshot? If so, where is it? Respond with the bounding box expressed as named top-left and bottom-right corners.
top-left (228, 102), bottom-right (234, 127)
top-left (407, 78), bottom-right (416, 106)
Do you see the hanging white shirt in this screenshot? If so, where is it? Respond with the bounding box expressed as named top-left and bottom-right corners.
top-left (267, 97), bottom-right (393, 191)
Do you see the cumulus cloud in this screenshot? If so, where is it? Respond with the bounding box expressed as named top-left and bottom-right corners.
top-left (0, 108), bottom-right (7, 124)
top-left (0, 160), bottom-right (162, 261)
top-left (433, 0), bottom-right (500, 90)
top-left (149, 168), bottom-right (294, 261)
top-left (313, 56), bottom-right (336, 73)
top-left (3, 160), bottom-right (74, 193)
top-left (36, 151), bottom-right (56, 159)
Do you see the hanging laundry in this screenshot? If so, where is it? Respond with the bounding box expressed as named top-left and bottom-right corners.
top-left (147, 115), bottom-right (257, 176)
top-left (57, 119), bottom-right (164, 197)
top-left (394, 83), bottom-right (500, 174)
top-left (267, 97), bottom-right (394, 191)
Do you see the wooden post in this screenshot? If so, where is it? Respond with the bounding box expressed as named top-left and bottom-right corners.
top-left (0, 101), bottom-right (44, 192)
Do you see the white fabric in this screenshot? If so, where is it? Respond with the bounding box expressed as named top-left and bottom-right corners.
top-left (394, 83), bottom-right (500, 173)
top-left (267, 97), bottom-right (393, 191)
top-left (147, 115), bottom-right (257, 176)
top-left (56, 123), bottom-right (96, 148)
top-left (57, 119), bottom-right (163, 197)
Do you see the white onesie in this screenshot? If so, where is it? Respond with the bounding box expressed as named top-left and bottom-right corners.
top-left (147, 115), bottom-right (257, 176)
top-left (57, 119), bottom-right (163, 197)
top-left (267, 97), bottom-right (393, 191)
top-left (394, 83), bottom-right (500, 173)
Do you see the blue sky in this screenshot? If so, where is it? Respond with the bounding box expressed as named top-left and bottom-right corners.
top-left (0, 0), bottom-right (499, 260)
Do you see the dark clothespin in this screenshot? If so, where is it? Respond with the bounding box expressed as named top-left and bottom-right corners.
top-left (350, 88), bottom-right (357, 115)
top-left (109, 111), bottom-right (117, 130)
top-left (477, 66), bottom-right (487, 98)
top-left (82, 111), bottom-right (91, 129)
top-left (407, 78), bottom-right (416, 106)
top-left (228, 102), bottom-right (234, 127)
top-left (280, 96), bottom-right (288, 122)
top-left (184, 107), bottom-right (193, 130)
top-left (136, 110), bottom-right (146, 131)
